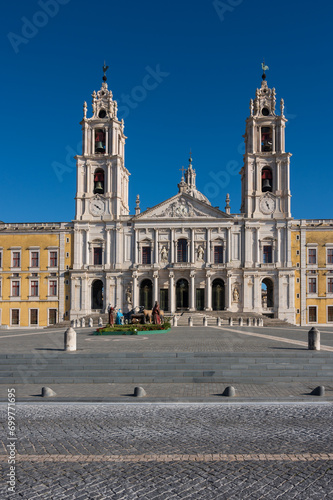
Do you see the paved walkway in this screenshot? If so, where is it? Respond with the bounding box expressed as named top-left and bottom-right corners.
top-left (1, 325), bottom-right (333, 402)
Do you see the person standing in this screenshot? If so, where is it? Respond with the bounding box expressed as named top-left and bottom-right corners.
top-left (152, 301), bottom-right (161, 325)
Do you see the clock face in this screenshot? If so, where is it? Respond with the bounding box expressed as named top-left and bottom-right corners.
top-left (90, 199), bottom-right (105, 216)
top-left (260, 197), bottom-right (275, 215)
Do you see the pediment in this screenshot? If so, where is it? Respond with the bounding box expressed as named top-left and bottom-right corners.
top-left (133, 193), bottom-right (233, 220)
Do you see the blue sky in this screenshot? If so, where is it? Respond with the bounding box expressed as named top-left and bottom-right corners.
top-left (1, 0), bottom-right (332, 222)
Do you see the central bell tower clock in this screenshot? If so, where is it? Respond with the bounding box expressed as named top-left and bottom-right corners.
top-left (75, 64), bottom-right (130, 221)
top-left (240, 65), bottom-right (291, 219)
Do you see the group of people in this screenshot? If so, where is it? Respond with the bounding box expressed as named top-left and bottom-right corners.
top-left (107, 305), bottom-right (123, 326)
top-left (107, 302), bottom-right (161, 326)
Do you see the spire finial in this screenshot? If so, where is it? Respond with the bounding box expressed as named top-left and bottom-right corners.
top-left (189, 149), bottom-right (193, 166)
top-left (179, 165), bottom-right (185, 180)
top-left (261, 59), bottom-right (269, 80)
top-left (102, 61), bottom-right (109, 82)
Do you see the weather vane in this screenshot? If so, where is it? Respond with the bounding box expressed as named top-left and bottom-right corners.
top-left (102, 61), bottom-right (109, 82)
top-left (261, 59), bottom-right (269, 80)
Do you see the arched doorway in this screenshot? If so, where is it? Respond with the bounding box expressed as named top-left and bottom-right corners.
top-left (176, 279), bottom-right (189, 310)
top-left (140, 279), bottom-right (152, 309)
top-left (92, 280), bottom-right (104, 310)
top-left (212, 278), bottom-right (225, 311)
top-left (262, 278), bottom-right (274, 309)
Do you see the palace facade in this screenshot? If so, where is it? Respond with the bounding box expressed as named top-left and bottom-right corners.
top-left (1, 71), bottom-right (332, 327)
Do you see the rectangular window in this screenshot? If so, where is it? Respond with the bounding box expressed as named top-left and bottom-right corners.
top-left (263, 246), bottom-right (272, 264)
top-left (12, 281), bottom-right (20, 297)
top-left (50, 251), bottom-right (58, 267)
top-left (328, 306), bottom-right (333, 322)
top-left (49, 280), bottom-right (57, 296)
top-left (49, 309), bottom-right (57, 325)
top-left (309, 306), bottom-right (317, 323)
top-left (30, 309), bottom-right (38, 325)
top-left (12, 251), bottom-right (20, 268)
top-left (93, 248), bottom-right (102, 265)
top-left (328, 278), bottom-right (333, 293)
top-left (31, 251), bottom-right (39, 267)
top-left (214, 246), bottom-right (223, 264)
top-left (11, 309), bottom-right (19, 325)
top-left (142, 247), bottom-right (151, 265)
top-left (308, 248), bottom-right (316, 264)
top-left (31, 280), bottom-right (39, 297)
top-left (327, 249), bottom-right (333, 264)
top-left (177, 239), bottom-right (187, 263)
top-left (308, 278), bottom-right (317, 294)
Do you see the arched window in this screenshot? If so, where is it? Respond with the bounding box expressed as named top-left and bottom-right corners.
top-left (95, 129), bottom-right (106, 154)
top-left (261, 127), bottom-right (272, 152)
top-left (177, 239), bottom-right (187, 263)
top-left (262, 278), bottom-right (274, 309)
top-left (92, 280), bottom-right (104, 310)
top-left (262, 168), bottom-right (272, 192)
top-left (94, 169), bottom-right (105, 194)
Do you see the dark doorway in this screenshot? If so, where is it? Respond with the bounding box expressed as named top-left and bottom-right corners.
top-left (176, 279), bottom-right (189, 309)
top-left (140, 279), bottom-right (153, 309)
top-left (160, 289), bottom-right (169, 312)
top-left (196, 289), bottom-right (205, 311)
top-left (92, 280), bottom-right (104, 310)
top-left (212, 278), bottom-right (225, 310)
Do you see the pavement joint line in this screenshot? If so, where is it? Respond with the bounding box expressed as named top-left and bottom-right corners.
top-left (214, 326), bottom-right (333, 352)
top-left (0, 453), bottom-right (332, 463)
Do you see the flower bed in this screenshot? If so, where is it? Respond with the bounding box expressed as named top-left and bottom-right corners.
top-left (93, 321), bottom-right (171, 336)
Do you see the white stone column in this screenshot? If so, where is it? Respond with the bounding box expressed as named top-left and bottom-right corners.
top-left (132, 272), bottom-right (138, 308)
top-left (85, 230), bottom-right (90, 266)
top-left (84, 123), bottom-right (88, 155)
top-left (272, 124), bottom-right (276, 153)
top-left (81, 276), bottom-right (87, 313)
top-left (256, 227), bottom-right (260, 266)
top-left (171, 230), bottom-right (175, 263)
top-left (276, 227), bottom-right (281, 266)
top-left (169, 272), bottom-right (175, 313)
top-left (106, 229), bottom-right (110, 267)
top-left (153, 271), bottom-right (159, 303)
top-left (154, 229), bottom-right (159, 265)
top-left (244, 226), bottom-right (251, 267)
top-left (92, 129), bottom-right (95, 155)
top-left (191, 229), bottom-right (195, 264)
top-left (206, 272), bottom-right (212, 311)
top-left (226, 273), bottom-right (231, 310)
top-left (227, 227), bottom-right (231, 263)
top-left (206, 229), bottom-right (211, 265)
top-left (190, 271), bottom-right (195, 311)
top-left (254, 275), bottom-right (260, 312)
top-left (286, 223), bottom-right (292, 267)
top-left (105, 127), bottom-right (109, 154)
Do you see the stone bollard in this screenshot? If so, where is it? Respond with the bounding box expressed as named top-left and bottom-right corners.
top-left (134, 386), bottom-right (146, 397)
top-left (217, 317), bottom-right (221, 327)
top-left (64, 327), bottom-right (77, 351)
top-left (247, 317), bottom-right (251, 326)
top-left (308, 327), bottom-right (320, 350)
top-left (222, 386), bottom-right (236, 397)
top-left (203, 316), bottom-right (208, 327)
top-left (239, 317), bottom-right (243, 326)
top-left (81, 318), bottom-right (85, 328)
top-left (229, 317), bottom-right (233, 326)
top-left (98, 317), bottom-right (103, 327)
top-left (258, 318), bottom-right (263, 327)
top-left (41, 387), bottom-right (57, 398)
top-left (173, 316), bottom-right (178, 327)
top-left (188, 316), bottom-right (193, 327)
top-left (89, 318), bottom-right (93, 328)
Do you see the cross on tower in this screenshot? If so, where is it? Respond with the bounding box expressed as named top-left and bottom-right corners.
top-left (179, 166), bottom-right (185, 179)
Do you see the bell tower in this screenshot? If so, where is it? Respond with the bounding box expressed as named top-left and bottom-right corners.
top-left (75, 64), bottom-right (130, 221)
top-left (240, 66), bottom-right (291, 219)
